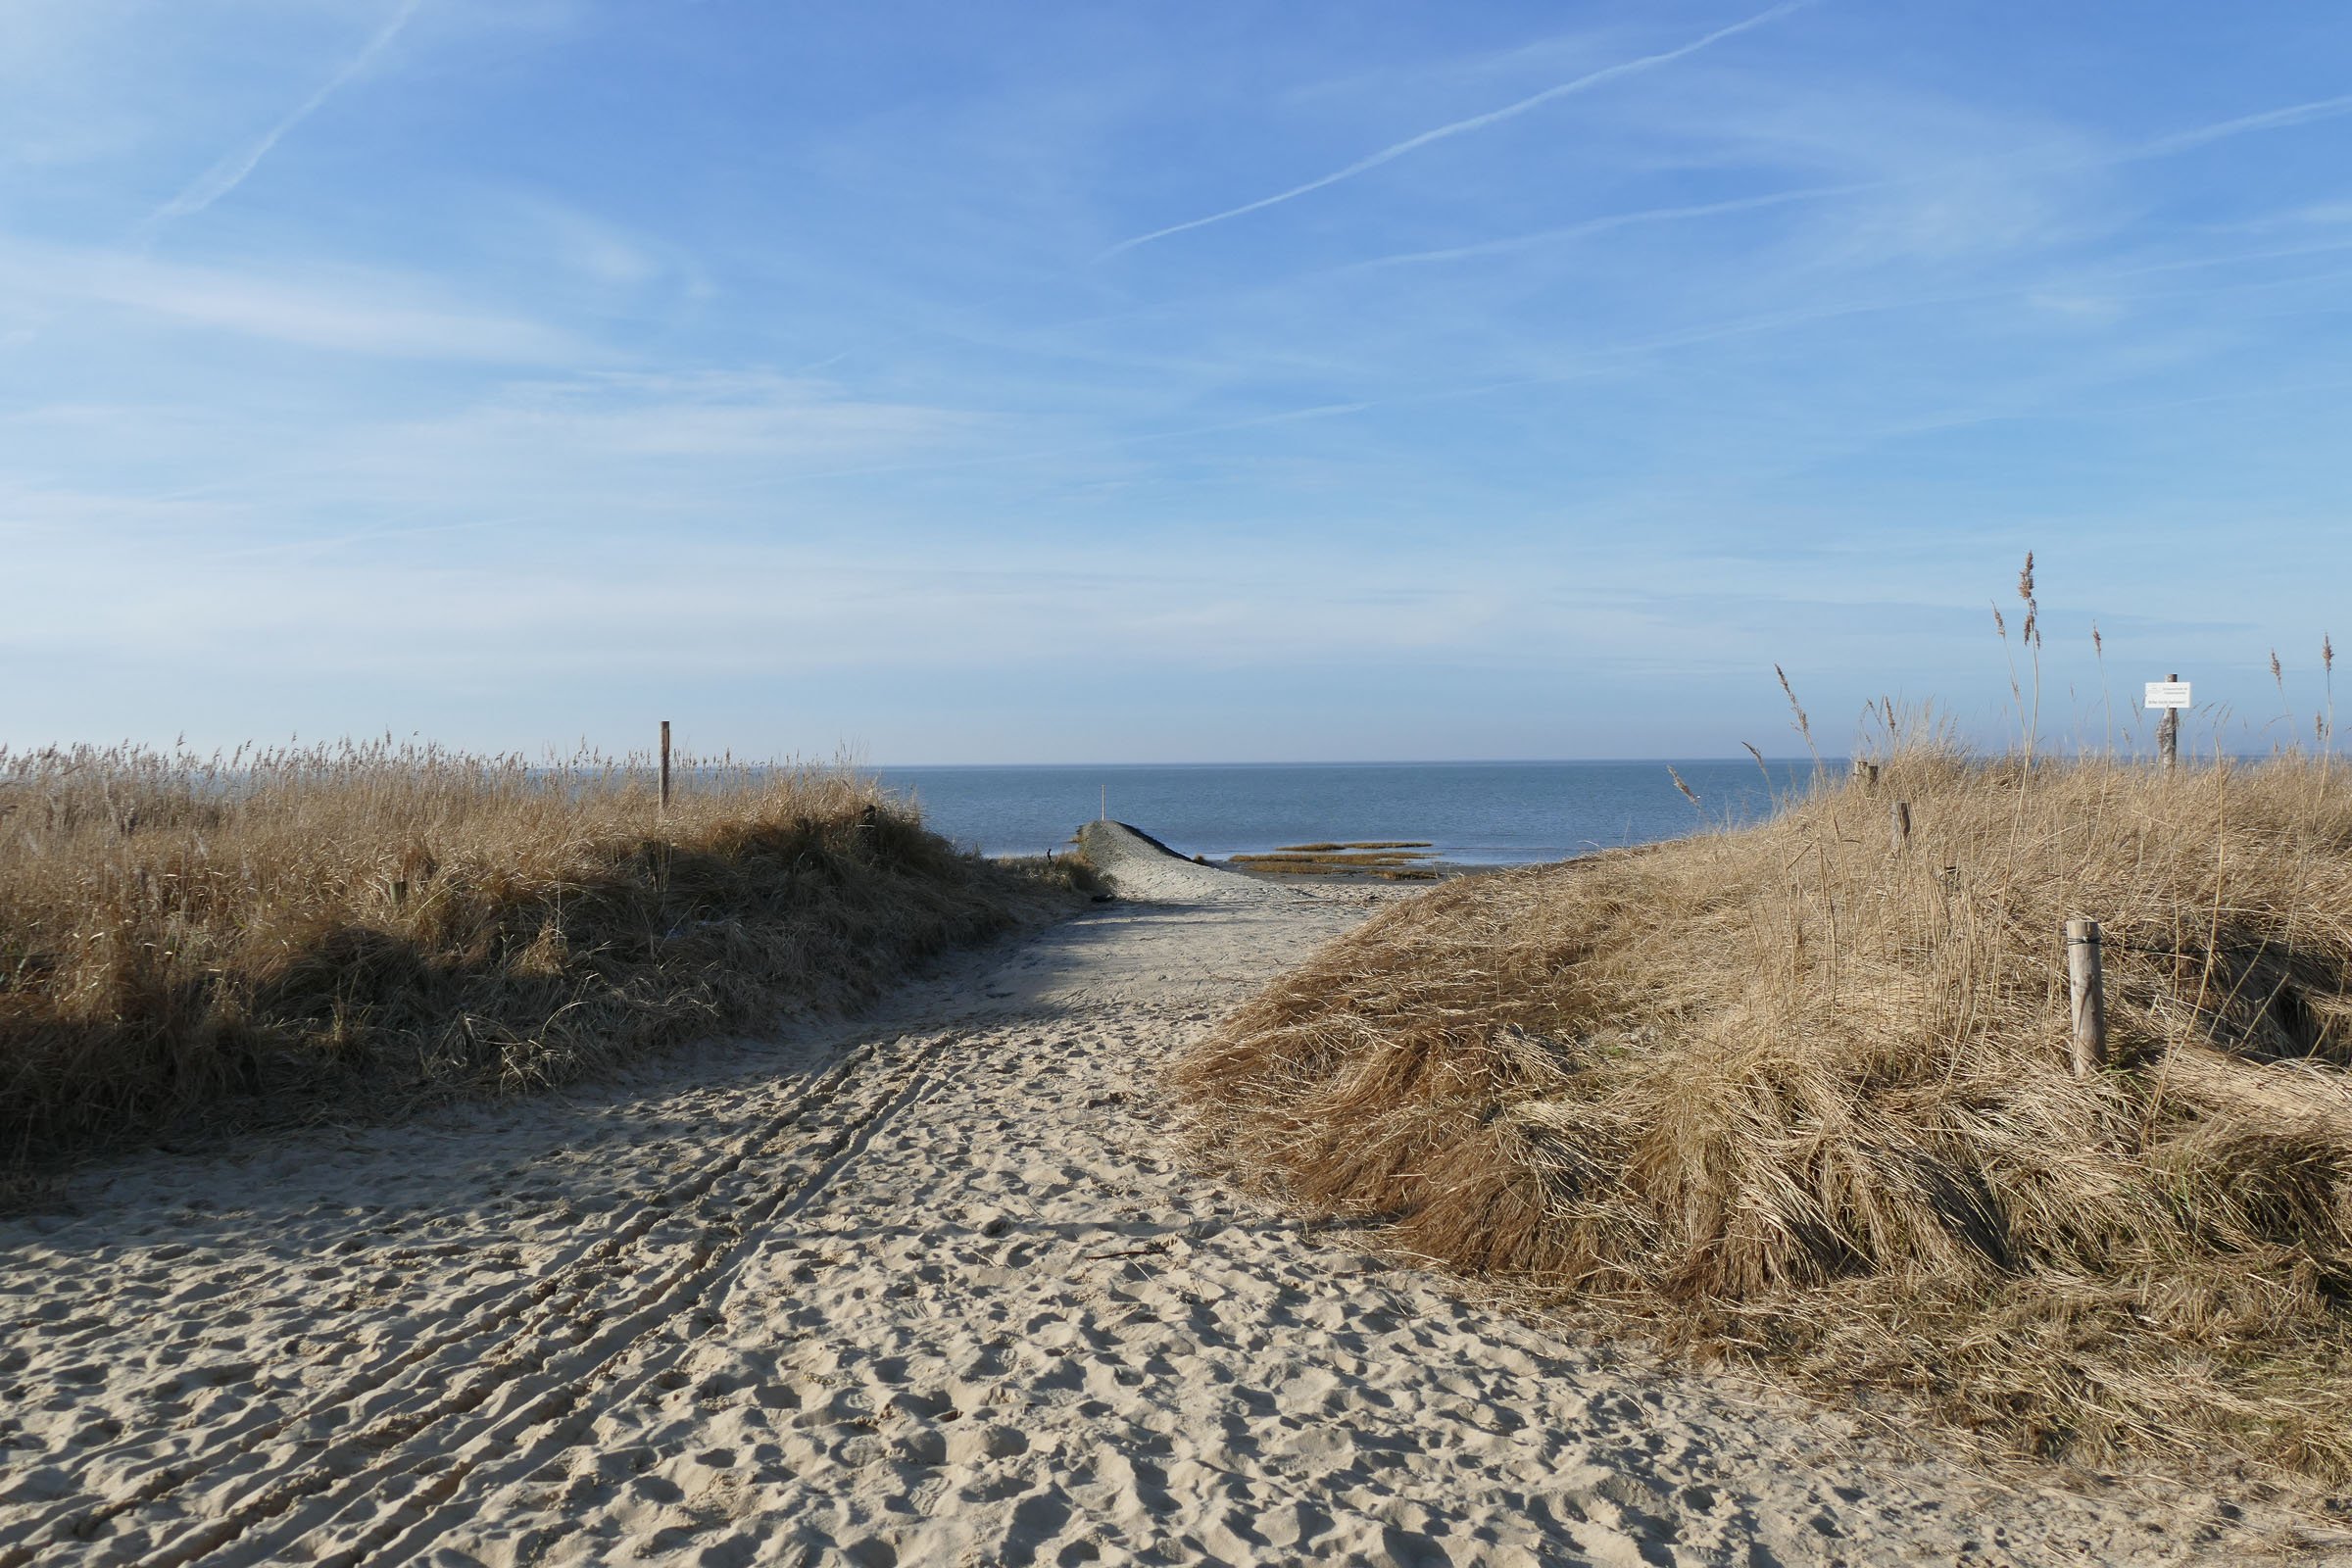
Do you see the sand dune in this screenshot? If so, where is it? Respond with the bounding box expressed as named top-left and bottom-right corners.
top-left (0, 825), bottom-right (2317, 1565)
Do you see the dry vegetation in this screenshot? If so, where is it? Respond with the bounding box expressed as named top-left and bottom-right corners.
top-left (1179, 747), bottom-right (2352, 1480)
top-left (1234, 843), bottom-right (1443, 880)
top-left (1179, 579), bottom-right (2352, 1482)
top-left (0, 740), bottom-right (1090, 1167)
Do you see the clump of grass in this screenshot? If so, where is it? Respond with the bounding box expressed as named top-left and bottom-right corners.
top-left (1176, 742), bottom-right (2352, 1480)
top-left (1233, 852), bottom-right (1434, 868)
top-left (1234, 846), bottom-right (1442, 879)
top-left (1237, 860), bottom-right (1441, 881)
top-left (0, 739), bottom-right (1080, 1166)
top-left (1009, 847), bottom-right (1110, 899)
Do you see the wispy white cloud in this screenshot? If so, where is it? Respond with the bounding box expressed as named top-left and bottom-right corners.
top-left (0, 239), bottom-right (586, 361)
top-left (25, 371), bottom-right (992, 533)
top-left (0, 493), bottom-right (1558, 683)
top-left (144, 0), bottom-right (422, 230)
top-left (386, 370), bottom-right (978, 465)
top-left (1774, 87), bottom-right (2352, 264)
top-left (1098, 0), bottom-right (1818, 259)
top-left (700, 396), bottom-right (1372, 491)
top-left (535, 205), bottom-right (662, 287)
top-left (1428, 81), bottom-right (2352, 284)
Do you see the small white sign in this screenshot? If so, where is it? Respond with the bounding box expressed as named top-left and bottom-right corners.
top-left (2145, 681), bottom-right (2191, 710)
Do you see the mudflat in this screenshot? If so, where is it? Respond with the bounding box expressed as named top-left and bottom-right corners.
top-left (0, 829), bottom-right (2307, 1566)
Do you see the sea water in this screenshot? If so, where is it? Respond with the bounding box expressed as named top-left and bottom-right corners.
top-left (871, 760), bottom-right (1827, 865)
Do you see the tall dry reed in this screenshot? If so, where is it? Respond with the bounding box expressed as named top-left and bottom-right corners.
top-left (0, 739), bottom-right (1085, 1165)
top-left (1176, 741), bottom-right (2352, 1479)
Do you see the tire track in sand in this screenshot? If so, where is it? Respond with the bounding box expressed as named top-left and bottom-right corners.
top-left (340, 1035), bottom-right (962, 1568)
top-left (4, 1030), bottom-right (946, 1568)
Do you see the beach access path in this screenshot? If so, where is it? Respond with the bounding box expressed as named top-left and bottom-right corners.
top-left (0, 825), bottom-right (2310, 1567)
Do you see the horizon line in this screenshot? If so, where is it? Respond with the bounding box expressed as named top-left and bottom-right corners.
top-left (870, 755), bottom-right (1842, 769)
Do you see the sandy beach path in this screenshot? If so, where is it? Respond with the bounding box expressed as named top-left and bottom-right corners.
top-left (0, 829), bottom-right (2308, 1567)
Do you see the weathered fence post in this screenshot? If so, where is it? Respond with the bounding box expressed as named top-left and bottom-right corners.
top-left (1890, 800), bottom-right (1911, 852)
top-left (2066, 917), bottom-right (2107, 1077)
top-left (2159, 673), bottom-right (2180, 772)
top-left (660, 720), bottom-right (672, 814)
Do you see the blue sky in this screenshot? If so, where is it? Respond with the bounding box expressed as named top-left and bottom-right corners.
top-left (5, 1), bottom-right (2348, 762)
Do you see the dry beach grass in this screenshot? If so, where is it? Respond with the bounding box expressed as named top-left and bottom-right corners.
top-left (0, 740), bottom-right (1087, 1167)
top-left (1232, 843), bottom-right (1445, 880)
top-left (1176, 742), bottom-right (2352, 1485)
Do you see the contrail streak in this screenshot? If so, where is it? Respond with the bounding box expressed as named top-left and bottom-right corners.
top-left (2128, 90), bottom-right (2352, 160)
top-left (1098, 0), bottom-right (1816, 260)
top-left (1352, 182), bottom-right (1868, 269)
top-left (148, 0), bottom-right (423, 228)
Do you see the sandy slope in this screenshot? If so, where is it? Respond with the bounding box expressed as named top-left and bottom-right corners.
top-left (0, 825), bottom-right (2326, 1567)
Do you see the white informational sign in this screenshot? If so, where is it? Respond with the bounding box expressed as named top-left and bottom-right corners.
top-left (2144, 681), bottom-right (2191, 710)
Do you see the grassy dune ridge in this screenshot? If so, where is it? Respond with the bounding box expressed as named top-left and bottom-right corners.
top-left (0, 740), bottom-right (1092, 1166)
top-left (1176, 745), bottom-right (2352, 1479)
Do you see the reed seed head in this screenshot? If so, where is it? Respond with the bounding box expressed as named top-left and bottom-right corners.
top-left (1773, 664), bottom-right (1815, 750)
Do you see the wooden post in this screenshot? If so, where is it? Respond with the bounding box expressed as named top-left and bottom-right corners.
top-left (2159, 672), bottom-right (2180, 772)
top-left (1852, 760), bottom-right (1879, 792)
top-left (1890, 800), bottom-right (1911, 852)
top-left (2066, 917), bottom-right (2106, 1077)
top-left (660, 720), bottom-right (672, 814)
top-left (1100, 783), bottom-right (1105, 821)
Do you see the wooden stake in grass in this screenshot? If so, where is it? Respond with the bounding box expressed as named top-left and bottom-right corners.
top-left (1890, 799), bottom-right (1911, 852)
top-left (660, 720), bottom-right (672, 814)
top-left (2160, 673), bottom-right (2180, 772)
top-left (2065, 916), bottom-right (2107, 1076)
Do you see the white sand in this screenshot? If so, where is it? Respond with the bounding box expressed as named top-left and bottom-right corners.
top-left (0, 824), bottom-right (2330, 1566)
